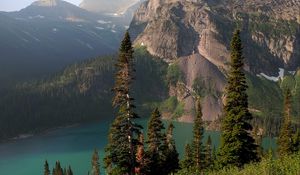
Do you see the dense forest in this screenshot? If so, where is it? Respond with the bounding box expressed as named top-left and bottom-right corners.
top-left (43, 31), bottom-right (300, 175)
top-left (0, 47), bottom-right (168, 140)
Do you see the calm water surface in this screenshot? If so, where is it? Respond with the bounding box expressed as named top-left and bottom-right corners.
top-left (0, 118), bottom-right (276, 175)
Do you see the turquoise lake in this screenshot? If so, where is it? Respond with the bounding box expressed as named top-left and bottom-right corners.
top-left (0, 118), bottom-right (276, 175)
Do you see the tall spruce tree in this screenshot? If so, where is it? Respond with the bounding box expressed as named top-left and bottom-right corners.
top-left (192, 98), bottom-right (204, 171)
top-left (204, 135), bottom-right (212, 169)
top-left (218, 30), bottom-right (258, 167)
top-left (135, 133), bottom-right (148, 175)
top-left (162, 123), bottom-right (179, 175)
top-left (67, 166), bottom-right (73, 175)
top-left (104, 31), bottom-right (142, 175)
top-left (181, 143), bottom-right (193, 169)
top-left (44, 160), bottom-right (50, 175)
top-left (145, 108), bottom-right (165, 174)
top-left (277, 89), bottom-right (294, 156)
top-left (92, 149), bottom-right (100, 175)
top-left (53, 161), bottom-right (63, 175)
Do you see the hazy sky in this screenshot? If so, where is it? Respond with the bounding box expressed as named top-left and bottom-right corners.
top-left (0, 0), bottom-right (83, 12)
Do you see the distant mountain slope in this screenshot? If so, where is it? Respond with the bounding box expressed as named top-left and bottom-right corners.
top-left (0, 0), bottom-right (128, 86)
top-left (0, 48), bottom-right (168, 140)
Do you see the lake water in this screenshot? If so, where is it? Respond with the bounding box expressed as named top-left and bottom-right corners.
top-left (0, 118), bottom-right (276, 175)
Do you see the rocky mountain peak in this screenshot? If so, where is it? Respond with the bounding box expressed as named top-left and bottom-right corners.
top-left (32, 0), bottom-right (59, 7)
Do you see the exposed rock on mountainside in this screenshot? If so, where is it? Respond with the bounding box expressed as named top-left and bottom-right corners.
top-left (129, 0), bottom-right (300, 122)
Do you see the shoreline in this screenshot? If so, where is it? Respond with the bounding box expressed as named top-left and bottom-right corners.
top-left (0, 123), bottom-right (80, 144)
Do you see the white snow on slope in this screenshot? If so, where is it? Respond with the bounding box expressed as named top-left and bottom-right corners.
top-left (95, 26), bottom-right (104, 30)
top-left (97, 20), bottom-right (111, 24)
top-left (257, 68), bottom-right (285, 82)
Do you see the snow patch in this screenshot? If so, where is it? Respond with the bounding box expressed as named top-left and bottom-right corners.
top-left (86, 43), bottom-right (94, 50)
top-left (28, 15), bottom-right (45, 19)
top-left (97, 20), bottom-right (111, 24)
top-left (111, 29), bottom-right (117, 33)
top-left (52, 28), bottom-right (58, 32)
top-left (22, 31), bottom-right (40, 42)
top-left (288, 71), bottom-right (296, 75)
top-left (95, 27), bottom-right (104, 30)
top-left (124, 26), bottom-right (129, 29)
top-left (12, 134), bottom-right (33, 140)
top-left (257, 68), bottom-right (285, 82)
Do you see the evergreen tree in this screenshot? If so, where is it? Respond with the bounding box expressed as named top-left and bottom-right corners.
top-left (192, 98), bottom-right (204, 171)
top-left (218, 30), bottom-right (258, 167)
top-left (162, 123), bottom-right (180, 175)
top-left (44, 160), bottom-right (50, 175)
top-left (92, 149), bottom-right (100, 175)
top-left (53, 161), bottom-right (63, 175)
top-left (67, 166), bottom-right (73, 175)
top-left (277, 89), bottom-right (294, 157)
top-left (211, 146), bottom-right (217, 168)
top-left (204, 135), bottom-right (212, 169)
top-left (135, 133), bottom-right (150, 175)
top-left (104, 31), bottom-right (142, 175)
top-left (63, 168), bottom-right (67, 175)
top-left (292, 129), bottom-right (300, 152)
top-left (181, 144), bottom-right (193, 169)
top-left (145, 108), bottom-right (165, 174)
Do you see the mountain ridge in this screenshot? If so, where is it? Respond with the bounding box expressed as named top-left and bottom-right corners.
top-left (0, 0), bottom-right (127, 85)
top-left (129, 0), bottom-right (300, 121)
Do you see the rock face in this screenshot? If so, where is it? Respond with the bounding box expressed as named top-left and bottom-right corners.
top-left (129, 0), bottom-right (300, 122)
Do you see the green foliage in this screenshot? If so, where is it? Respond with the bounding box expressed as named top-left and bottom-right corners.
top-left (144, 108), bottom-right (166, 175)
top-left (146, 108), bottom-right (166, 153)
top-left (160, 96), bottom-right (185, 119)
top-left (204, 136), bottom-right (213, 169)
top-left (219, 30), bottom-right (258, 167)
top-left (292, 129), bottom-right (300, 153)
top-left (104, 31), bottom-right (142, 175)
top-left (173, 102), bottom-right (185, 119)
top-left (248, 13), bottom-right (299, 37)
top-left (192, 77), bottom-right (220, 98)
top-left (160, 96), bottom-right (178, 112)
top-left (166, 64), bottom-right (184, 85)
top-left (66, 166), bottom-right (73, 175)
top-left (191, 98), bottom-right (205, 171)
top-left (91, 149), bottom-right (100, 175)
top-left (161, 123), bottom-right (180, 175)
top-left (52, 161), bottom-right (64, 175)
top-left (205, 152), bottom-right (300, 175)
top-left (280, 75), bottom-right (296, 92)
top-left (277, 90), bottom-right (294, 157)
top-left (44, 160), bottom-right (50, 175)
top-left (181, 144), bottom-right (193, 169)
top-left (247, 73), bottom-right (283, 118)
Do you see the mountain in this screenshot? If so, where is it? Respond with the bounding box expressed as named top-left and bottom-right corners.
top-left (1, 46), bottom-right (298, 140)
top-left (129, 0), bottom-right (300, 122)
top-left (0, 0), bottom-right (127, 86)
top-left (79, 0), bottom-right (142, 15)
